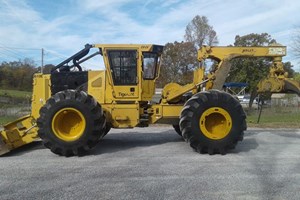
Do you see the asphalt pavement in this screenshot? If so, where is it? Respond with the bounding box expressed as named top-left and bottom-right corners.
top-left (0, 127), bottom-right (300, 200)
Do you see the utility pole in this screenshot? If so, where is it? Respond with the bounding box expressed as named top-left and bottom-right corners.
top-left (41, 48), bottom-right (44, 73)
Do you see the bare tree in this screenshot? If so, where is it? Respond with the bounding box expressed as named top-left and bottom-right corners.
top-left (157, 15), bottom-right (218, 88)
top-left (156, 41), bottom-right (197, 87)
top-left (184, 15), bottom-right (218, 48)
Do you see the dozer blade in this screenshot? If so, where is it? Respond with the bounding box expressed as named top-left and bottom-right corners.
top-left (0, 115), bottom-right (38, 156)
top-left (0, 135), bottom-right (10, 155)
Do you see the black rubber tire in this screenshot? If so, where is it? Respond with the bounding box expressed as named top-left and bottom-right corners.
top-left (173, 124), bottom-right (182, 136)
top-left (103, 123), bottom-right (112, 136)
top-left (37, 90), bottom-right (106, 156)
top-left (179, 90), bottom-right (246, 155)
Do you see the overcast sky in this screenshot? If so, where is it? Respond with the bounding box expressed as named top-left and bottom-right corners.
top-left (0, 0), bottom-right (299, 71)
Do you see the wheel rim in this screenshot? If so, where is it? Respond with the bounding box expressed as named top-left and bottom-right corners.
top-left (52, 108), bottom-right (86, 142)
top-left (199, 107), bottom-right (232, 140)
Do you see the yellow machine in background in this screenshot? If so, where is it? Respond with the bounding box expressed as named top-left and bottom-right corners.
top-left (1, 44), bottom-right (299, 156)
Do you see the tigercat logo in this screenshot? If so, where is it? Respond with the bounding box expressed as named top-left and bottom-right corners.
top-left (242, 49), bottom-right (254, 53)
top-left (119, 92), bottom-right (135, 97)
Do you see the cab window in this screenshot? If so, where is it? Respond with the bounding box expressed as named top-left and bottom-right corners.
top-left (108, 50), bottom-right (137, 85)
top-left (142, 52), bottom-right (158, 80)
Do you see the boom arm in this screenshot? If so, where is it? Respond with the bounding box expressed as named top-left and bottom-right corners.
top-left (198, 45), bottom-right (300, 95)
top-left (198, 45), bottom-right (286, 62)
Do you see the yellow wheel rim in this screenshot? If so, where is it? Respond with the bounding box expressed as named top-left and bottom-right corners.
top-left (199, 107), bottom-right (232, 140)
top-left (52, 108), bottom-right (86, 142)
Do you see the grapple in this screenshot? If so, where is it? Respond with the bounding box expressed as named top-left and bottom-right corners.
top-left (257, 77), bottom-right (300, 96)
top-left (283, 79), bottom-right (300, 96)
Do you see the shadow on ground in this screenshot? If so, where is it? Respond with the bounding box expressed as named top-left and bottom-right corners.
top-left (230, 138), bottom-right (259, 153)
top-left (90, 129), bottom-right (184, 155)
top-left (1, 129), bottom-right (261, 156)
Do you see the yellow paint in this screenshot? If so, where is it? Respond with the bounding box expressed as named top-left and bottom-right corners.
top-left (197, 45), bottom-right (290, 91)
top-left (88, 71), bottom-right (105, 104)
top-left (199, 107), bottom-right (232, 140)
top-left (141, 79), bottom-right (155, 101)
top-left (2, 43), bottom-right (299, 155)
top-left (51, 108), bottom-right (86, 142)
top-left (198, 45), bottom-right (286, 62)
top-left (31, 74), bottom-right (51, 119)
top-left (149, 104), bottom-right (183, 124)
top-left (257, 77), bottom-right (300, 95)
top-left (161, 68), bottom-right (206, 103)
top-left (161, 82), bottom-right (183, 103)
top-left (0, 115), bottom-right (38, 155)
top-left (108, 104), bottom-right (140, 128)
top-left (0, 73), bottom-right (50, 155)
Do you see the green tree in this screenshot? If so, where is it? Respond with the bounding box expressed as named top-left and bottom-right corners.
top-left (294, 72), bottom-right (300, 81)
top-left (227, 33), bottom-right (278, 108)
top-left (283, 61), bottom-right (295, 78)
top-left (0, 63), bottom-right (14, 89)
top-left (185, 15), bottom-right (218, 48)
top-left (157, 15), bottom-right (218, 88)
top-left (38, 64), bottom-right (55, 74)
top-left (0, 59), bottom-right (37, 91)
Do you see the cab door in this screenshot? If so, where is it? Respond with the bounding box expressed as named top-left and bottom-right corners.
top-left (105, 49), bottom-right (140, 100)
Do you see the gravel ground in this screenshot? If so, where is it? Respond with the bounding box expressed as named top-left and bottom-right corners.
top-left (0, 127), bottom-right (300, 200)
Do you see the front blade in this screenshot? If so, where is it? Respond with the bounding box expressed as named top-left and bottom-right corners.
top-left (0, 134), bottom-right (10, 156)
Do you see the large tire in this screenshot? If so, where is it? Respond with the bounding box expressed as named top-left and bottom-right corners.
top-left (179, 90), bottom-right (246, 155)
top-left (103, 123), bottom-right (112, 137)
top-left (37, 90), bottom-right (106, 156)
top-left (172, 124), bottom-right (182, 136)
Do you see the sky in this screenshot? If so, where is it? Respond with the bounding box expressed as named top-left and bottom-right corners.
top-left (0, 0), bottom-right (300, 71)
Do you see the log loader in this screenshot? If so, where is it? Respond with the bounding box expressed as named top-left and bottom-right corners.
top-left (0, 44), bottom-right (299, 156)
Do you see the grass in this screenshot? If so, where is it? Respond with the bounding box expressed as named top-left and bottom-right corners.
top-left (246, 107), bottom-right (300, 128)
top-left (0, 116), bottom-right (17, 126)
top-left (0, 89), bottom-right (32, 98)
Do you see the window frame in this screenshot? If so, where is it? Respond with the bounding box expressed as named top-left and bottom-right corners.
top-left (142, 52), bottom-right (159, 80)
top-left (107, 50), bottom-right (138, 86)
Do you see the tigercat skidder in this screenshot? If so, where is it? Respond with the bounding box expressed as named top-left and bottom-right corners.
top-left (1, 44), bottom-right (299, 156)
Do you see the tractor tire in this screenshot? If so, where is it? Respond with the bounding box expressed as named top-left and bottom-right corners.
top-left (179, 90), bottom-right (246, 155)
top-left (172, 124), bottom-right (182, 136)
top-left (37, 90), bottom-right (106, 156)
top-left (103, 123), bottom-right (112, 137)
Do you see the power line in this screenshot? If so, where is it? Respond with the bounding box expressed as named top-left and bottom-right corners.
top-left (0, 46), bottom-right (40, 51)
top-left (0, 51), bottom-right (21, 60)
top-left (0, 45), bottom-right (103, 69)
top-left (43, 49), bottom-right (100, 67)
top-left (0, 47), bottom-right (28, 60)
top-left (44, 49), bottom-right (68, 59)
top-left (0, 44), bottom-right (42, 64)
top-left (0, 45), bottom-right (43, 66)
